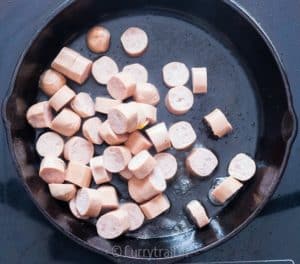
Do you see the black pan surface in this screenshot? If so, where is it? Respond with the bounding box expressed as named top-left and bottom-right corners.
top-left (2, 0), bottom-right (296, 262)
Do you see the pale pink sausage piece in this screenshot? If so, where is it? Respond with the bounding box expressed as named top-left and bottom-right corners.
top-left (137, 103), bottom-right (157, 124)
top-left (97, 185), bottom-right (119, 211)
top-left (122, 63), bottom-right (148, 83)
top-left (51, 108), bottom-right (81, 137)
top-left (96, 209), bottom-right (130, 239)
top-left (92, 56), bottom-right (119, 85)
top-left (192, 67), bottom-right (207, 94)
top-left (39, 156), bottom-right (65, 184)
top-left (48, 183), bottom-right (76, 202)
top-left (99, 120), bottom-right (128, 145)
top-left (168, 121), bottom-right (197, 150)
top-left (39, 69), bottom-right (66, 96)
top-left (162, 62), bottom-right (190, 87)
top-left (90, 156), bottom-right (112, 184)
top-left (165, 86), bottom-right (194, 115)
top-left (128, 102), bottom-right (148, 129)
top-left (121, 27), bottom-right (148, 57)
top-left (210, 176), bottom-right (243, 204)
top-left (204, 108), bottom-right (233, 138)
top-left (86, 26), bottom-right (110, 53)
top-left (82, 117), bottom-right (103, 145)
top-left (145, 122), bottom-right (171, 152)
top-left (64, 136), bottom-right (94, 165)
top-left (103, 146), bottom-right (132, 173)
top-left (228, 153), bottom-right (256, 182)
top-left (51, 47), bottom-right (92, 84)
top-left (26, 101), bottom-right (53, 128)
top-left (65, 161), bottom-right (92, 188)
top-left (49, 85), bottom-right (76, 112)
top-left (107, 72), bottom-right (136, 100)
top-left (186, 200), bottom-right (210, 228)
top-left (125, 131), bottom-right (152, 155)
top-left (186, 148), bottom-right (218, 177)
top-left (133, 83), bottom-right (160, 106)
top-left (128, 150), bottom-right (157, 179)
top-left (140, 194), bottom-right (170, 220)
top-left (121, 202), bottom-right (145, 231)
top-left (95, 97), bottom-right (122, 114)
top-left (128, 167), bottom-right (167, 203)
top-left (75, 188), bottom-right (102, 217)
top-left (154, 153), bottom-right (177, 180)
top-left (36, 131), bottom-right (64, 157)
top-left (70, 92), bottom-right (95, 118)
top-left (119, 168), bottom-right (133, 180)
top-left (69, 198), bottom-right (89, 219)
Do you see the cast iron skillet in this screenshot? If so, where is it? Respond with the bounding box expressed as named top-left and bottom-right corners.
top-left (2, 0), bottom-right (297, 262)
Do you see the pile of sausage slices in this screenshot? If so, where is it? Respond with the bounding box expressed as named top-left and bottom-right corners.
top-left (26, 26), bottom-right (256, 239)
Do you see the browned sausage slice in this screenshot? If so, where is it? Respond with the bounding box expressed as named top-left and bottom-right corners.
top-left (97, 185), bottom-right (119, 211)
top-left (145, 122), bottom-right (171, 152)
top-left (133, 83), bottom-right (160, 106)
top-left (86, 26), bottom-right (110, 53)
top-left (75, 188), bottom-right (102, 217)
top-left (49, 85), bottom-right (76, 112)
top-left (26, 101), bottom-right (53, 128)
top-left (48, 183), bottom-right (76, 201)
top-left (121, 27), bottom-right (148, 57)
top-left (92, 56), bottom-right (119, 85)
top-left (90, 156), bottom-right (112, 184)
top-left (39, 69), bottom-right (66, 96)
top-left (154, 153), bottom-right (177, 180)
top-left (140, 194), bottom-right (170, 220)
top-left (95, 97), bottom-right (122, 114)
top-left (39, 156), bottom-right (65, 184)
top-left (82, 117), bottom-right (103, 145)
top-left (122, 63), bottom-right (148, 83)
top-left (125, 131), bottom-right (152, 155)
top-left (186, 200), bottom-right (210, 228)
top-left (120, 202), bottom-right (144, 231)
top-left (168, 121), bottom-right (197, 150)
top-left (103, 146), bottom-right (132, 173)
top-left (70, 92), bottom-right (95, 118)
top-left (192, 67), bottom-right (207, 94)
top-left (99, 120), bottom-right (128, 145)
top-left (69, 198), bottom-right (89, 219)
top-left (65, 161), bottom-right (92, 188)
top-left (107, 72), bottom-right (135, 100)
top-left (36, 132), bottom-right (64, 157)
top-left (228, 153), bottom-right (256, 181)
top-left (162, 62), bottom-right (189, 87)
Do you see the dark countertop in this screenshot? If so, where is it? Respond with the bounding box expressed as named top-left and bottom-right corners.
top-left (0, 0), bottom-right (300, 263)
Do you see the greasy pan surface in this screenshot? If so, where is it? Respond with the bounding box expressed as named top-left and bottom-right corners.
top-left (2, 0), bottom-right (296, 262)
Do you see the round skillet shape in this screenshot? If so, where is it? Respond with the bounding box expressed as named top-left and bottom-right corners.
top-left (2, 0), bottom-right (297, 262)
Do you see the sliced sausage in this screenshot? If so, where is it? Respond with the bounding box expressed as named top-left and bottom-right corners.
top-left (49, 85), bottom-right (76, 112)
top-left (65, 161), bottom-right (92, 188)
top-left (128, 167), bottom-right (166, 203)
top-left (133, 83), bottom-right (160, 106)
top-left (119, 168), bottom-right (133, 180)
top-left (75, 188), bottom-right (102, 217)
top-left (48, 183), bottom-right (76, 201)
top-left (128, 150), bottom-right (157, 179)
top-left (154, 153), bottom-right (177, 180)
top-left (122, 63), bottom-right (148, 83)
top-left (120, 202), bottom-right (144, 231)
top-left (90, 156), bottom-right (112, 184)
top-left (107, 72), bottom-right (136, 100)
top-left (70, 92), bottom-right (95, 118)
top-left (39, 69), bottom-right (66, 96)
top-left (137, 103), bottom-right (157, 124)
top-left (162, 62), bottom-right (189, 87)
top-left (96, 209), bottom-right (130, 239)
top-left (86, 26), bottom-right (110, 53)
top-left (69, 198), bottom-right (89, 219)
top-left (64, 136), bottom-right (94, 165)
top-left (125, 131), bottom-right (152, 155)
top-left (165, 86), bottom-right (194, 115)
top-left (95, 97), bottom-right (122, 114)
top-left (128, 102), bottom-right (148, 129)
top-left (97, 185), bottom-right (119, 211)
top-left (92, 56), bottom-right (119, 85)
top-left (145, 122), bottom-right (171, 152)
top-left (103, 146), bottom-right (132, 173)
top-left (168, 121), bottom-right (197, 150)
top-left (210, 176), bottom-right (243, 204)
top-left (204, 108), bottom-right (233, 138)
top-left (82, 117), bottom-right (103, 145)
top-left (228, 153), bottom-right (256, 181)
top-left (192, 67), bottom-right (207, 94)
top-left (51, 47), bottom-right (92, 84)
top-left (99, 120), bottom-right (128, 145)
top-left (39, 156), bottom-right (65, 184)
top-left (26, 101), bottom-right (53, 128)
top-left (140, 194), bottom-right (170, 220)
top-left (51, 108), bottom-right (81, 137)
top-left (186, 148), bottom-right (218, 177)
top-left (36, 131), bottom-right (64, 157)
top-left (120, 27), bottom-right (148, 57)
top-left (186, 200), bottom-right (210, 228)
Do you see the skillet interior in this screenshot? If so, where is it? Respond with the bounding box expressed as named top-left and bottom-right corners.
top-left (3, 0), bottom-right (296, 262)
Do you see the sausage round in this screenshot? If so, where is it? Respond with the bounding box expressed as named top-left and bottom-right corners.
top-left (107, 72), bottom-right (136, 100)
top-left (82, 117), bottom-right (103, 145)
top-left (125, 131), bottom-right (152, 155)
top-left (36, 131), bottom-right (64, 157)
top-left (168, 121), bottom-right (197, 150)
top-left (154, 153), bottom-right (177, 180)
top-left (119, 168), bottom-right (134, 180)
top-left (26, 101), bottom-right (53, 128)
top-left (165, 86), bottom-right (194, 115)
top-left (103, 146), bottom-right (132, 173)
top-left (64, 136), bottom-right (94, 165)
top-left (86, 26), bottom-right (110, 53)
top-left (140, 194), bottom-right (170, 220)
top-left (120, 202), bottom-right (144, 231)
top-left (95, 97), bottom-right (122, 114)
top-left (186, 200), bottom-right (210, 228)
top-left (90, 156), bottom-right (112, 184)
top-left (75, 188), bottom-right (102, 217)
top-left (137, 103), bottom-right (157, 124)
top-left (122, 63), bottom-right (148, 83)
top-left (70, 92), bottom-right (95, 118)
top-left (39, 69), bottom-right (66, 96)
top-left (162, 62), bottom-right (189, 87)
top-left (228, 153), bottom-right (256, 181)
top-left (192, 67), bottom-right (207, 94)
top-left (186, 148), bottom-right (218, 177)
top-left (120, 27), bottom-right (148, 57)
top-left (92, 56), bottom-right (118, 85)
top-left (48, 183), bottom-right (76, 202)
top-left (49, 85), bottom-right (76, 112)
top-left (39, 156), bottom-right (65, 184)
top-left (97, 185), bottom-right (119, 211)
top-left (133, 83), bottom-right (160, 106)
top-left (69, 198), bottom-right (89, 220)
top-left (145, 122), bottom-right (171, 152)
top-left (99, 120), bottom-right (128, 145)
top-left (65, 161), bottom-right (92, 188)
